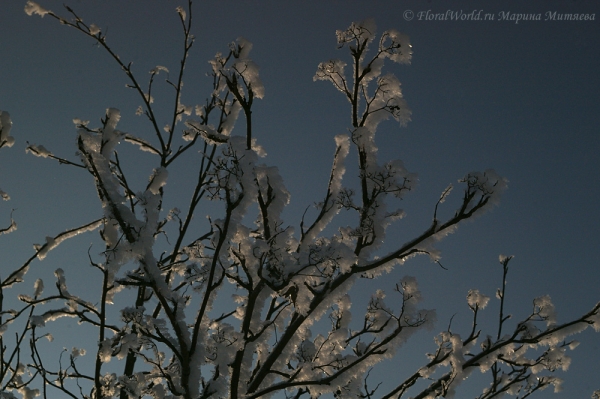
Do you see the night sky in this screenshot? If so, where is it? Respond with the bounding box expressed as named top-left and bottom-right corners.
top-left (1, 0), bottom-right (600, 397)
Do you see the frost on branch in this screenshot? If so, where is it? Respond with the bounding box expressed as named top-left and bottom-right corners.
top-left (316, 19), bottom-right (412, 129)
top-left (459, 169), bottom-right (508, 212)
top-left (34, 219), bottom-right (103, 260)
top-left (185, 120), bottom-right (229, 144)
top-left (231, 38), bottom-right (265, 99)
top-left (313, 59), bottom-right (348, 94)
top-left (211, 37), bottom-right (265, 100)
top-left (208, 37), bottom-right (264, 150)
top-left (300, 134), bottom-right (349, 248)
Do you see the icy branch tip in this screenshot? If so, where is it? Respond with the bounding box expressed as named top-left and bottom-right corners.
top-left (0, 110), bottom-right (15, 148)
top-left (24, 1), bottom-right (49, 17)
top-left (26, 143), bottom-right (52, 158)
top-left (150, 65), bottom-right (169, 75)
top-left (72, 118), bottom-right (90, 127)
top-left (176, 6), bottom-right (186, 21)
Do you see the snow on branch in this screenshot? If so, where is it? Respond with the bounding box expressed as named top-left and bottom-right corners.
top-left (300, 134), bottom-right (350, 247)
top-left (0, 217), bottom-right (16, 236)
top-left (24, 1), bottom-right (49, 18)
top-left (25, 143), bottom-right (52, 158)
top-left (0, 110), bottom-right (15, 149)
top-left (34, 219), bottom-right (103, 260)
top-left (185, 120), bottom-right (229, 145)
top-left (123, 134), bottom-right (161, 154)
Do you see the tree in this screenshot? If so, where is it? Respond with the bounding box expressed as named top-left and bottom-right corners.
top-left (1, 1), bottom-right (599, 398)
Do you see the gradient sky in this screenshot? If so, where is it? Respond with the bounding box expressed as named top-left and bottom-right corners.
top-left (1, 0), bottom-right (600, 397)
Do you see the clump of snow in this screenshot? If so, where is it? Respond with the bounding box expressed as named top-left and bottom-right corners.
top-left (0, 110), bottom-right (15, 148)
top-left (233, 40), bottom-right (264, 98)
top-left (498, 254), bottom-right (513, 263)
top-left (336, 18), bottom-right (377, 47)
top-left (381, 29), bottom-right (412, 65)
top-left (467, 289), bottom-right (490, 310)
top-left (587, 306), bottom-right (600, 332)
top-left (89, 23), bottom-right (101, 35)
top-left (299, 135), bottom-right (349, 248)
top-left (33, 279), bottom-right (44, 297)
top-left (0, 219), bottom-right (17, 235)
top-left (148, 167), bottom-right (168, 194)
top-left (438, 184), bottom-right (453, 204)
top-left (313, 59), bottom-right (347, 93)
top-left (101, 108), bottom-right (123, 156)
top-left (213, 37), bottom-right (265, 100)
top-left (17, 387), bottom-right (39, 399)
top-left (367, 73), bottom-right (411, 128)
top-left (71, 347), bottom-right (86, 358)
top-left (124, 134), bottom-right (160, 154)
top-left (0, 390), bottom-right (17, 399)
top-left (72, 118), bottom-right (90, 126)
top-left (232, 37), bottom-right (252, 60)
top-left (533, 295), bottom-right (556, 326)
top-left (220, 101), bottom-right (241, 136)
top-left (175, 5), bottom-right (186, 21)
top-left (460, 169), bottom-right (508, 211)
top-left (178, 103), bottom-right (193, 119)
top-left (26, 143), bottom-right (52, 158)
top-left (150, 65), bottom-right (169, 74)
top-left (29, 315), bottom-right (46, 327)
top-left (401, 275), bottom-right (421, 300)
top-left (99, 339), bottom-right (113, 363)
top-left (24, 1), bottom-right (49, 17)
top-left (185, 120), bottom-right (229, 144)
top-left (568, 340), bottom-right (580, 350)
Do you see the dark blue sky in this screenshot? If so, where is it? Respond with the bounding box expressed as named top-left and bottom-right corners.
top-left (1, 0), bottom-right (600, 397)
